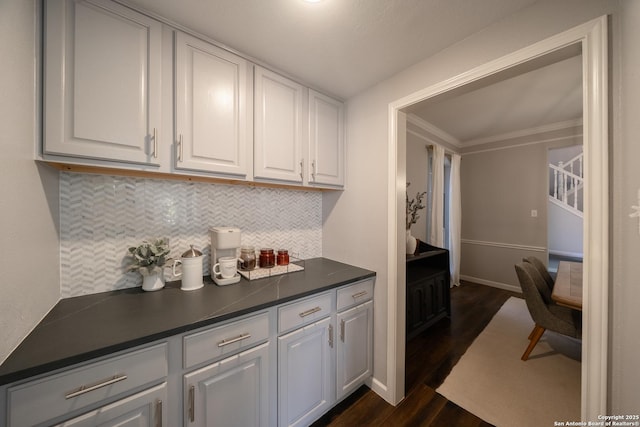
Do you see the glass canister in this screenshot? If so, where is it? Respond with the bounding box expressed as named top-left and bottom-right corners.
top-left (277, 249), bottom-right (289, 266)
top-left (259, 248), bottom-right (275, 268)
top-left (239, 245), bottom-right (256, 271)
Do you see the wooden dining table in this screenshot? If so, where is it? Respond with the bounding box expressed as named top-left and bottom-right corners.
top-left (551, 260), bottom-right (583, 310)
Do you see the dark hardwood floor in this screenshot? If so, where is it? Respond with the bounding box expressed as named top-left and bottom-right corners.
top-left (311, 281), bottom-right (521, 427)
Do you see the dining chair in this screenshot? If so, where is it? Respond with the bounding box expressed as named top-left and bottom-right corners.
top-left (523, 256), bottom-right (554, 291)
top-left (514, 262), bottom-right (581, 361)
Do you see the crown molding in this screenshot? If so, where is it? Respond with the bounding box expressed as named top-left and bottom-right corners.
top-left (406, 114), bottom-right (461, 147)
top-left (462, 118), bottom-right (583, 147)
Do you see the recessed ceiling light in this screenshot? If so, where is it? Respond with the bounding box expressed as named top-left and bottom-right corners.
top-left (303, 0), bottom-right (323, 3)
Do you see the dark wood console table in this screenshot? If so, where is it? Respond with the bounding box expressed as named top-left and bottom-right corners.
top-left (406, 241), bottom-right (451, 340)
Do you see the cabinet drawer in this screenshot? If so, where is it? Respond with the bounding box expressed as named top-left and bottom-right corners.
top-left (278, 292), bottom-right (332, 333)
top-left (183, 311), bottom-right (269, 368)
top-left (7, 343), bottom-right (167, 427)
top-left (337, 279), bottom-right (374, 312)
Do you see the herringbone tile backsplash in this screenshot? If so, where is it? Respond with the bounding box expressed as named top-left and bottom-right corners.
top-left (60, 173), bottom-right (322, 297)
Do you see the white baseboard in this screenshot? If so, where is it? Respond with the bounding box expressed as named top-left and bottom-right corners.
top-left (460, 275), bottom-right (522, 294)
top-left (369, 377), bottom-right (393, 404)
top-left (548, 249), bottom-right (583, 259)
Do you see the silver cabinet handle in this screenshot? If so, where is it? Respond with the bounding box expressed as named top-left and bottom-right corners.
top-left (340, 319), bottom-right (345, 342)
top-left (177, 134), bottom-right (183, 162)
top-left (153, 128), bottom-right (158, 159)
top-left (311, 160), bottom-right (317, 181)
top-left (352, 291), bottom-right (368, 299)
top-left (155, 399), bottom-right (162, 427)
top-left (299, 306), bottom-right (321, 318)
top-left (65, 374), bottom-right (127, 399)
top-left (328, 324), bottom-right (334, 348)
top-left (299, 160), bottom-right (304, 181)
top-left (188, 385), bottom-right (195, 423)
top-left (217, 333), bottom-right (251, 347)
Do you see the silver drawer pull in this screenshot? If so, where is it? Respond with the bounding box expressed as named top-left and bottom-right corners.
top-left (217, 333), bottom-right (251, 347)
top-left (155, 399), bottom-right (163, 427)
top-left (299, 306), bottom-right (322, 318)
top-left (188, 385), bottom-right (195, 422)
top-left (65, 374), bottom-right (128, 399)
top-left (352, 291), bottom-right (368, 299)
top-left (153, 128), bottom-right (158, 159)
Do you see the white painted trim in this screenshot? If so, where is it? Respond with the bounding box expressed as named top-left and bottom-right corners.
top-left (463, 118), bottom-right (583, 147)
top-left (385, 108), bottom-right (406, 405)
top-left (369, 377), bottom-right (389, 400)
top-left (549, 196), bottom-right (584, 218)
top-left (460, 275), bottom-right (522, 294)
top-left (406, 129), bottom-right (445, 148)
top-left (462, 134), bottom-right (583, 156)
top-left (579, 15), bottom-right (609, 420)
top-left (406, 114), bottom-right (462, 147)
top-left (549, 249), bottom-right (584, 259)
top-left (388, 16), bottom-right (608, 418)
top-left (461, 239), bottom-right (546, 253)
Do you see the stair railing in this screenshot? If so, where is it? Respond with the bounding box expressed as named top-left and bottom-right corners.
top-left (549, 152), bottom-right (584, 212)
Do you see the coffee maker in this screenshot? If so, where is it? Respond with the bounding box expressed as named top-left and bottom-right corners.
top-left (210, 226), bottom-right (241, 286)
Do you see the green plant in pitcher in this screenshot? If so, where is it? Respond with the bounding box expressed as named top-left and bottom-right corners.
top-left (126, 238), bottom-right (171, 276)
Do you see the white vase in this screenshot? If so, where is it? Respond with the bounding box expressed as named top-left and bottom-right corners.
top-left (141, 269), bottom-right (165, 292)
top-left (406, 229), bottom-right (417, 255)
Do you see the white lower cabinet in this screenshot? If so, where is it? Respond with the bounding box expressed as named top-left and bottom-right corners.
top-left (278, 317), bottom-right (333, 427)
top-left (184, 342), bottom-right (270, 427)
top-left (2, 280), bottom-right (374, 427)
top-left (336, 300), bottom-right (373, 400)
top-left (6, 343), bottom-right (168, 427)
top-left (53, 382), bottom-right (167, 427)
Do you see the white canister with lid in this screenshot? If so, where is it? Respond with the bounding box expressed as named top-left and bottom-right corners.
top-left (173, 245), bottom-right (204, 291)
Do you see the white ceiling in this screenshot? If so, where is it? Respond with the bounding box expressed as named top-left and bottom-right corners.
top-left (123, 0), bottom-right (539, 100)
top-left (408, 54), bottom-right (583, 144)
top-left (123, 0), bottom-right (582, 144)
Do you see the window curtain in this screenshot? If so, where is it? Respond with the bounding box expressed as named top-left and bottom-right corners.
top-left (449, 154), bottom-right (462, 287)
top-left (429, 145), bottom-right (445, 247)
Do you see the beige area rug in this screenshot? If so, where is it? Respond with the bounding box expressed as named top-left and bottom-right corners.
top-left (436, 297), bottom-right (581, 427)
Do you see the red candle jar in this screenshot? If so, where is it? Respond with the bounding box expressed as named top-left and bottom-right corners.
top-left (259, 248), bottom-right (275, 268)
top-left (277, 249), bottom-right (289, 266)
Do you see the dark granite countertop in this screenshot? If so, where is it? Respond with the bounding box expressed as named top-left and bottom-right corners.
top-left (0, 257), bottom-right (375, 386)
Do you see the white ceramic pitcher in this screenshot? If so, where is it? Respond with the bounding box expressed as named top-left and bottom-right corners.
top-left (172, 245), bottom-right (204, 291)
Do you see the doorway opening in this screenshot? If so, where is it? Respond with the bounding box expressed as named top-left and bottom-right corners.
top-left (547, 144), bottom-right (585, 273)
top-left (387, 16), bottom-right (608, 421)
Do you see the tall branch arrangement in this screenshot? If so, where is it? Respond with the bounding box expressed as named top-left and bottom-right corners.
top-left (406, 183), bottom-right (427, 230)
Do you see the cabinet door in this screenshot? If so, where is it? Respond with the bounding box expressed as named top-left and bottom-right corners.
top-left (434, 272), bottom-right (449, 315)
top-left (254, 67), bottom-right (305, 183)
top-left (278, 317), bottom-right (333, 427)
top-left (308, 90), bottom-right (345, 187)
top-left (44, 0), bottom-right (162, 164)
top-left (406, 280), bottom-right (429, 334)
top-left (184, 343), bottom-right (269, 427)
top-left (336, 300), bottom-right (373, 400)
top-left (175, 32), bottom-right (250, 176)
top-left (53, 382), bottom-right (166, 427)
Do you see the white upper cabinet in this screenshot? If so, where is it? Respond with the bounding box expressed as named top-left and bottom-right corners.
top-left (44, 0), bottom-right (162, 165)
top-left (175, 32), bottom-right (251, 177)
top-left (254, 67), bottom-right (305, 184)
top-left (308, 90), bottom-right (345, 187)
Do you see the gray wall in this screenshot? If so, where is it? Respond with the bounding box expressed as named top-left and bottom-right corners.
top-left (460, 141), bottom-right (548, 289)
top-left (0, 0), bottom-right (61, 364)
top-left (459, 132), bottom-right (581, 288)
top-left (406, 133), bottom-right (428, 242)
top-left (324, 0), bottom-right (637, 410)
top-left (611, 0), bottom-right (640, 413)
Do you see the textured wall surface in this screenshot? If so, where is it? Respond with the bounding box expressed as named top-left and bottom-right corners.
top-left (60, 173), bottom-right (322, 297)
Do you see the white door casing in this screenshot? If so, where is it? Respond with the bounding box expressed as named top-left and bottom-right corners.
top-left (387, 16), bottom-right (608, 420)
